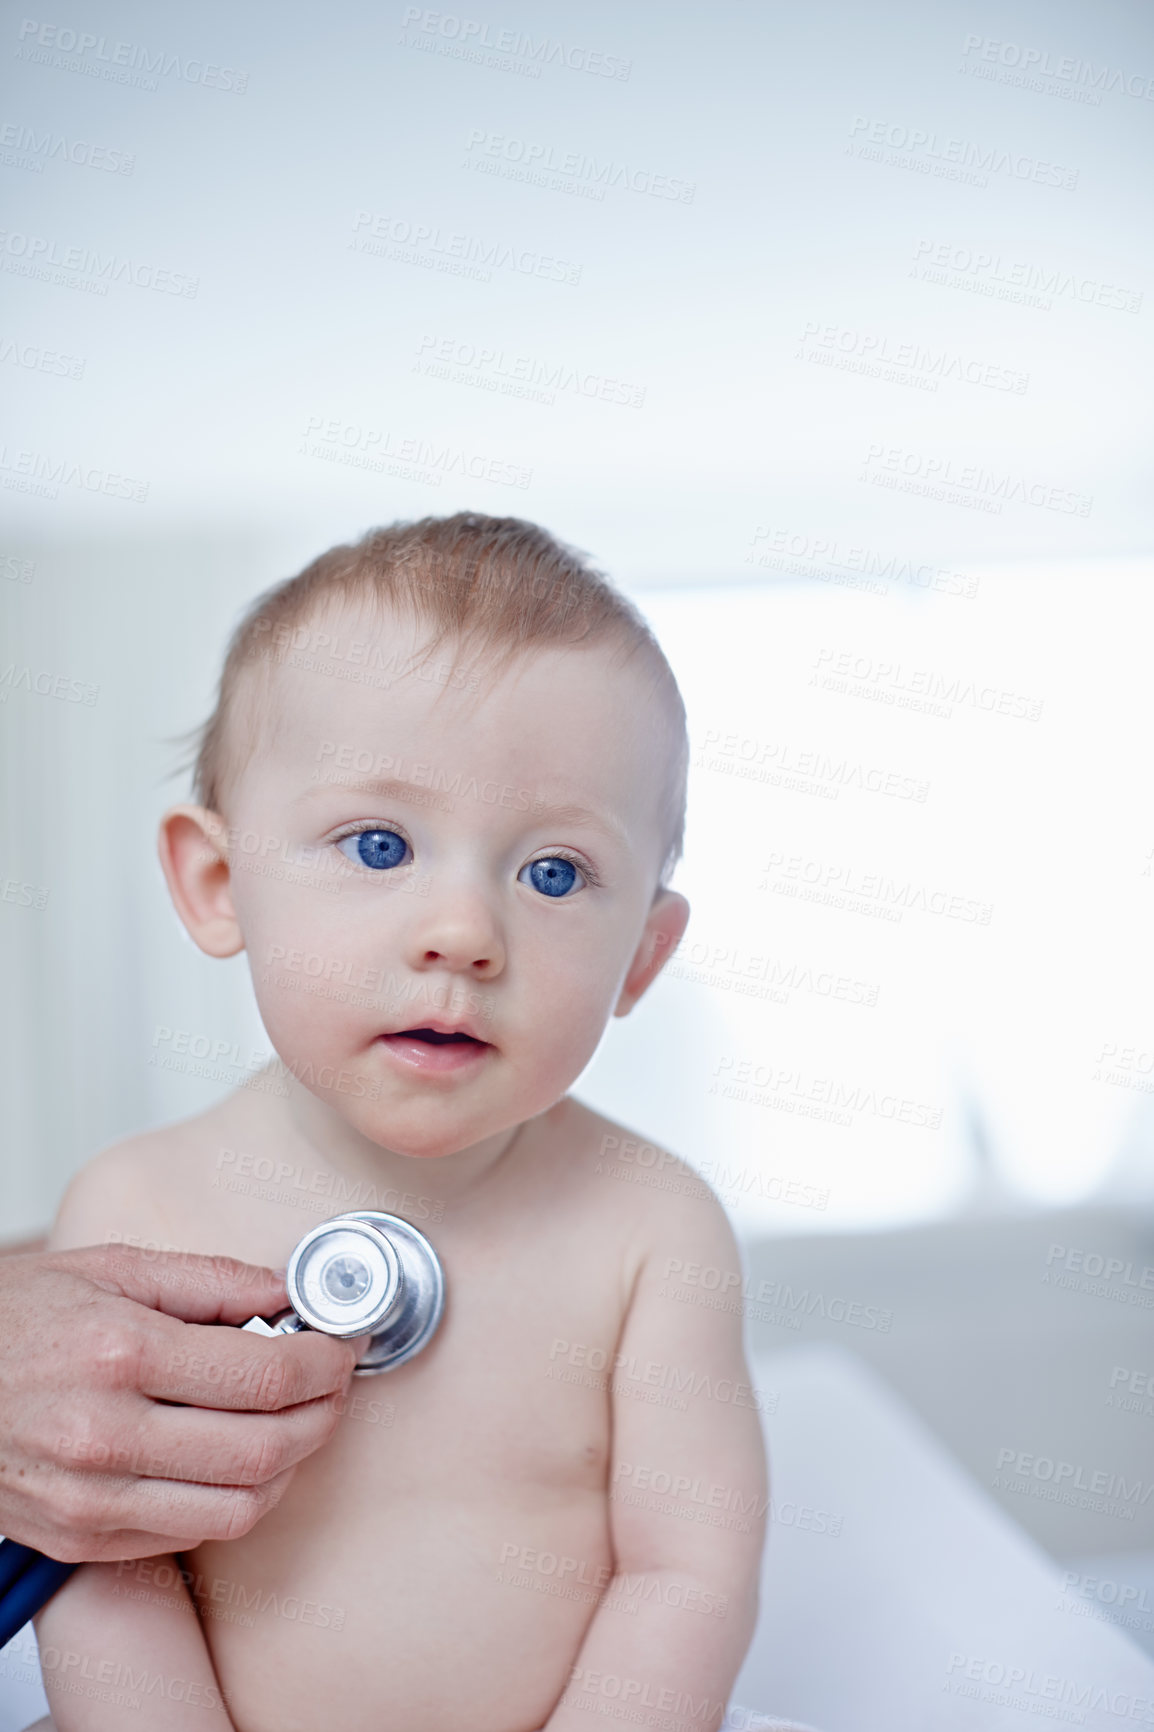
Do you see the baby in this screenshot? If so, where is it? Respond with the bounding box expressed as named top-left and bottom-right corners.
top-left (32, 513), bottom-right (769, 1732)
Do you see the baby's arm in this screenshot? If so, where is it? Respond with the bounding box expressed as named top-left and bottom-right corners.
top-left (34, 1558), bottom-right (236, 1731)
top-left (545, 1183), bottom-right (768, 1732)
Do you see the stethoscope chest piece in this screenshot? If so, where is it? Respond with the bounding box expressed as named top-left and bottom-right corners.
top-left (265, 1211), bottom-right (445, 1375)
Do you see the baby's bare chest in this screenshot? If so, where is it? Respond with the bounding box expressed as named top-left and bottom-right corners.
top-left (191, 1214), bottom-right (630, 1652)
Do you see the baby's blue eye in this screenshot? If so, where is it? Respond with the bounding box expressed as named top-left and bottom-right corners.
top-left (337, 830), bottom-right (408, 871)
top-left (520, 857), bottom-right (584, 898)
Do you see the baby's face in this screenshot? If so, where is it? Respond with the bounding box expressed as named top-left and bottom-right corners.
top-left (207, 599), bottom-right (685, 1158)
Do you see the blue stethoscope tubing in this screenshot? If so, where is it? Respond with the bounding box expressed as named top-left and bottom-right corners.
top-left (0, 1538), bottom-right (77, 1647)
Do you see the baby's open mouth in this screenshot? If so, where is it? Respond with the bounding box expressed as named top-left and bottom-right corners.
top-left (398, 1027), bottom-right (486, 1046)
top-left (377, 1023), bottom-right (492, 1072)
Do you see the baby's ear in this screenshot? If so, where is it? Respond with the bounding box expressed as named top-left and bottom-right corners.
top-left (613, 889), bottom-right (690, 1018)
top-left (157, 804), bottom-right (244, 958)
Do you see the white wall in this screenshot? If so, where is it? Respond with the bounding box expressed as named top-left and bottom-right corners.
top-left (2, 0), bottom-right (1152, 1238)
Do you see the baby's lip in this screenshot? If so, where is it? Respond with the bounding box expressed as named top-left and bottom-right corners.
top-left (380, 1017), bottom-right (491, 1046)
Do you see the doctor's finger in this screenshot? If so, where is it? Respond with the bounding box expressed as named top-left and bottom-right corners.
top-left (25, 1465), bottom-right (301, 1561)
top-left (134, 1390), bottom-right (350, 1489)
top-left (138, 1309), bottom-right (358, 1410)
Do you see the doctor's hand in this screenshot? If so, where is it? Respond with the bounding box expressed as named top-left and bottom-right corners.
top-left (0, 1244), bottom-right (358, 1561)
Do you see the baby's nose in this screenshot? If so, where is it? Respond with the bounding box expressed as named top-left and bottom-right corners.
top-left (404, 892), bottom-right (505, 975)
top-left (419, 942), bottom-right (496, 972)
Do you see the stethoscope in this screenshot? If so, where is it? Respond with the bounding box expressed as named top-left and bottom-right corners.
top-left (0, 1211), bottom-right (445, 1648)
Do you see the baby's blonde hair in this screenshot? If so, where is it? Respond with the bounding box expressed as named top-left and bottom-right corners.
top-left (188, 512), bottom-right (689, 889)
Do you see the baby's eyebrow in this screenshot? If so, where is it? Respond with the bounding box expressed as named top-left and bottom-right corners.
top-left (295, 775), bottom-right (630, 847)
top-left (295, 775), bottom-right (441, 810)
top-left (531, 800), bottom-right (630, 849)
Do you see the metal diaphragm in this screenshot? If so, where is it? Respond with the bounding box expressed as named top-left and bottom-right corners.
top-left (286, 1217), bottom-right (402, 1339)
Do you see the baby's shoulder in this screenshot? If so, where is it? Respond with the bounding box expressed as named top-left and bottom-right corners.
top-left (554, 1097), bottom-right (737, 1260)
top-left (49, 1099), bottom-right (237, 1254)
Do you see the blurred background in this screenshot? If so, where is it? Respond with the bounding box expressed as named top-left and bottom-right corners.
top-left (2, 0), bottom-right (1153, 1672)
